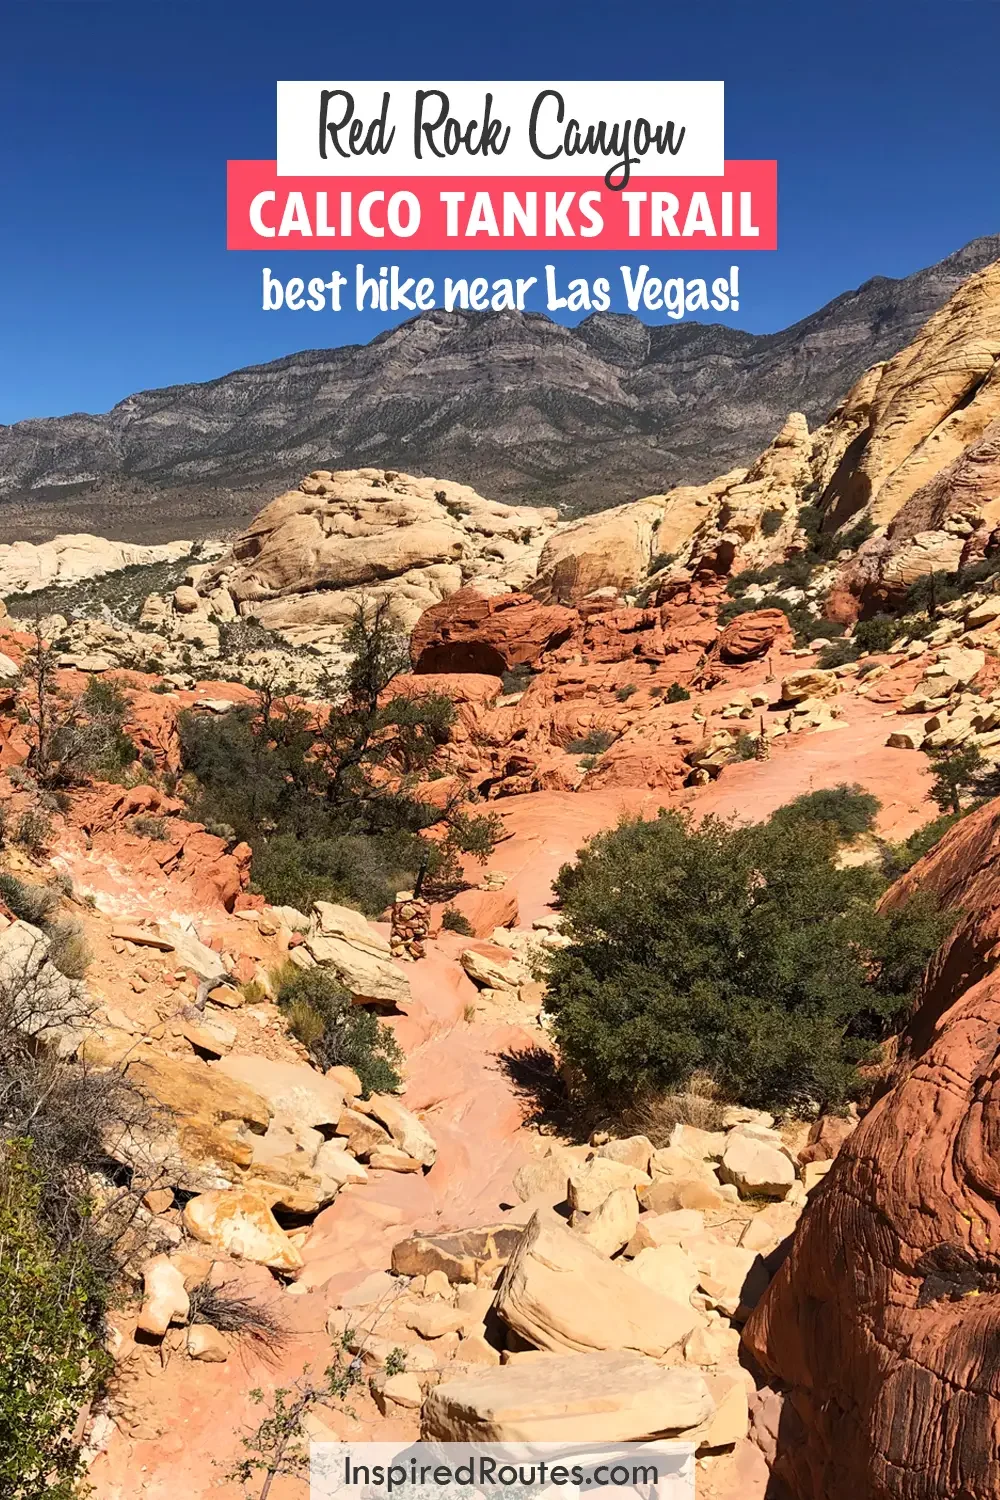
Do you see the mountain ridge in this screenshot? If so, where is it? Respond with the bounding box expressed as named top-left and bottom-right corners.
top-left (2, 232), bottom-right (998, 543)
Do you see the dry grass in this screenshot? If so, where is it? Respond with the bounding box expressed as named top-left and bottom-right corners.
top-left (186, 1280), bottom-right (289, 1351)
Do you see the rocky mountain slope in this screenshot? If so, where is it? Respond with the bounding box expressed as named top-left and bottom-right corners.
top-left (1, 234), bottom-right (998, 544)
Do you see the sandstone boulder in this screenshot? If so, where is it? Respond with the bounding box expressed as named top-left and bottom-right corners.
top-left (212, 1055), bottom-right (344, 1132)
top-left (719, 1134), bottom-right (796, 1199)
top-left (411, 588), bottom-right (576, 674)
top-left (356, 1093), bottom-right (437, 1167)
top-left (567, 1157), bottom-right (651, 1213)
top-left (183, 1189), bottom-right (303, 1272)
top-left (422, 1350), bottom-right (712, 1441)
top-left (137, 1256), bottom-right (190, 1337)
top-left (716, 609), bottom-right (794, 663)
top-left (494, 1211), bottom-right (701, 1357)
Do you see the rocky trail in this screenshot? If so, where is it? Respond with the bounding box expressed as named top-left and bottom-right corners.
top-left (5, 250), bottom-right (1000, 1499)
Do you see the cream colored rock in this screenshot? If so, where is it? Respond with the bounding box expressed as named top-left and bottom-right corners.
top-left (573, 1187), bottom-right (640, 1256)
top-left (422, 1350), bottom-right (713, 1441)
top-left (738, 1200), bottom-right (802, 1255)
top-left (494, 1211), bottom-right (701, 1357)
top-left (187, 1324), bottom-right (229, 1362)
top-left (781, 669), bottom-right (838, 703)
top-left (595, 1135), bottom-right (654, 1172)
top-left (803, 1158), bottom-right (834, 1193)
top-left (212, 1055), bottom-right (344, 1131)
top-left (0, 534), bottom-right (191, 596)
top-left (137, 1256), bottom-right (190, 1337)
top-left (381, 1372), bottom-right (423, 1408)
top-left (193, 469), bottom-right (557, 643)
top-left (314, 1139), bottom-right (368, 1188)
top-left (460, 947), bottom-right (523, 992)
top-left (530, 499), bottom-right (669, 603)
top-left (689, 1239), bottom-right (770, 1320)
top-left (684, 1321), bottom-right (743, 1367)
top-left (335, 1108), bottom-right (393, 1158)
top-left (626, 1208), bottom-right (705, 1256)
top-left (624, 1244), bottom-right (700, 1304)
top-left (719, 1133), bottom-right (796, 1198)
top-left (406, 1303), bottom-right (466, 1339)
top-left (567, 1157), bottom-right (651, 1214)
top-left (359, 1093), bottom-right (437, 1167)
top-left (305, 931), bottom-right (411, 1007)
top-left (685, 1367), bottom-right (750, 1451)
top-left (369, 1146), bottom-right (422, 1172)
top-left (183, 1189), bottom-right (303, 1272)
top-left (641, 1177), bottom-right (727, 1213)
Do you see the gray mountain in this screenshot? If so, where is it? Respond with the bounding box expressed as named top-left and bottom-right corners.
top-left (2, 233), bottom-right (998, 542)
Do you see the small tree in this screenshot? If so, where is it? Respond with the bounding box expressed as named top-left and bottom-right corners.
top-left (544, 798), bottom-right (951, 1113)
top-left (925, 743), bottom-right (984, 815)
top-left (18, 622), bottom-right (137, 787)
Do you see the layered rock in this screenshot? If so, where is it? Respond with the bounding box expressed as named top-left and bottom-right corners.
top-left (0, 534), bottom-right (191, 597)
top-left (191, 469), bottom-right (557, 648)
top-left (744, 800), bottom-right (1000, 1499)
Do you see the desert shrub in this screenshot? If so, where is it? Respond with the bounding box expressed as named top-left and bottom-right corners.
top-left (615, 684), bottom-right (638, 702)
top-left (760, 508), bottom-right (784, 538)
top-left (817, 638), bottom-right (859, 669)
top-left (186, 1279), bottom-right (288, 1349)
top-left (178, 600), bottom-right (500, 915)
top-left (275, 967), bottom-right (402, 1095)
top-left (15, 809), bottom-right (52, 855)
top-left (666, 682), bottom-right (690, 703)
top-left (544, 799), bottom-right (953, 1113)
top-left (0, 873), bottom-right (59, 926)
top-left (881, 811), bottom-right (965, 879)
top-left (924, 743), bottom-right (985, 815)
top-left (853, 614), bottom-right (900, 655)
top-left (440, 907), bottom-right (474, 935)
top-left (46, 921), bottom-right (92, 980)
top-left (769, 783), bottom-right (880, 840)
top-left (0, 1143), bottom-right (110, 1500)
top-left (129, 814), bottom-right (169, 841)
top-left (0, 943), bottom-right (155, 1494)
top-left (648, 551), bottom-right (676, 575)
top-left (567, 729), bottom-right (617, 756)
top-left (501, 664), bottom-right (535, 695)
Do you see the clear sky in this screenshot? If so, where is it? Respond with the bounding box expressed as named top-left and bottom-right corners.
top-left (1, 0), bottom-right (998, 425)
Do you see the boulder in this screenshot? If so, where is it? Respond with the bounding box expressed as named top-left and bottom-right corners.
top-left (781, 669), bottom-right (838, 703)
top-left (799, 1113), bottom-right (857, 1165)
top-left (182, 1190), bottom-right (303, 1272)
top-left (626, 1208), bottom-right (706, 1256)
top-left (573, 1187), bottom-right (640, 1256)
top-left (137, 1256), bottom-right (190, 1337)
top-left (716, 609), bottom-right (794, 663)
top-left (410, 588), bottom-right (576, 674)
top-left (187, 1325), bottom-right (229, 1362)
top-left (719, 1134), bottom-right (796, 1199)
top-left (624, 1244), bottom-right (700, 1303)
top-left (566, 1157), bottom-right (651, 1214)
top-left (494, 1211), bottom-right (701, 1357)
top-left (640, 1177), bottom-right (727, 1213)
top-left (422, 1350), bottom-right (713, 1441)
top-left (530, 499), bottom-right (668, 604)
top-left (357, 1093), bottom-right (437, 1167)
top-left (595, 1135), bottom-right (654, 1172)
top-left (335, 1108), bottom-right (393, 1158)
top-left (304, 931), bottom-right (411, 1008)
top-left (212, 1055), bottom-right (344, 1131)
top-left (391, 1225), bottom-right (525, 1283)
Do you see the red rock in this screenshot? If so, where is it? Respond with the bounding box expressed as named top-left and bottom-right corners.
top-left (437, 885), bottom-right (518, 938)
top-left (744, 799), bottom-right (1000, 1499)
top-left (229, 954), bottom-right (258, 986)
top-left (411, 588), bottom-right (576, 674)
top-left (798, 1113), bottom-right (856, 1166)
top-left (715, 609), bottom-right (795, 663)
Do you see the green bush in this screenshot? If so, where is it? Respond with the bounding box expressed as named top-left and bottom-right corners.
top-left (440, 907), bottom-right (474, 935)
top-left (853, 614), bottom-right (900, 655)
top-left (769, 783), bottom-right (880, 840)
top-left (15, 810), bottom-right (52, 855)
top-left (129, 814), bottom-right (170, 841)
top-left (666, 682), bottom-right (691, 703)
top-left (760, 508), bottom-right (784, 537)
top-left (0, 873), bottom-right (58, 926)
top-left (0, 1143), bottom-right (110, 1500)
top-left (500, 665), bottom-right (535, 695)
top-left (543, 799), bottom-right (952, 1113)
top-left (615, 684), bottom-right (638, 702)
top-left (567, 729), bottom-right (617, 755)
top-left (177, 600), bottom-right (501, 916)
top-left (924, 743), bottom-right (985, 815)
top-left (881, 811), bottom-right (964, 879)
top-left (275, 968), bottom-right (403, 1095)
top-left (817, 639), bottom-right (859, 669)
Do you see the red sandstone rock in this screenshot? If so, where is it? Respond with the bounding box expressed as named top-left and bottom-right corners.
top-left (715, 609), bottom-right (795, 663)
top-left (437, 885), bottom-right (518, 938)
top-left (410, 588), bottom-right (576, 674)
top-left (745, 800), bottom-right (1000, 1499)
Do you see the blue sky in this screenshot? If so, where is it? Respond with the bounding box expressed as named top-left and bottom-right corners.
top-left (1, 0), bottom-right (998, 424)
